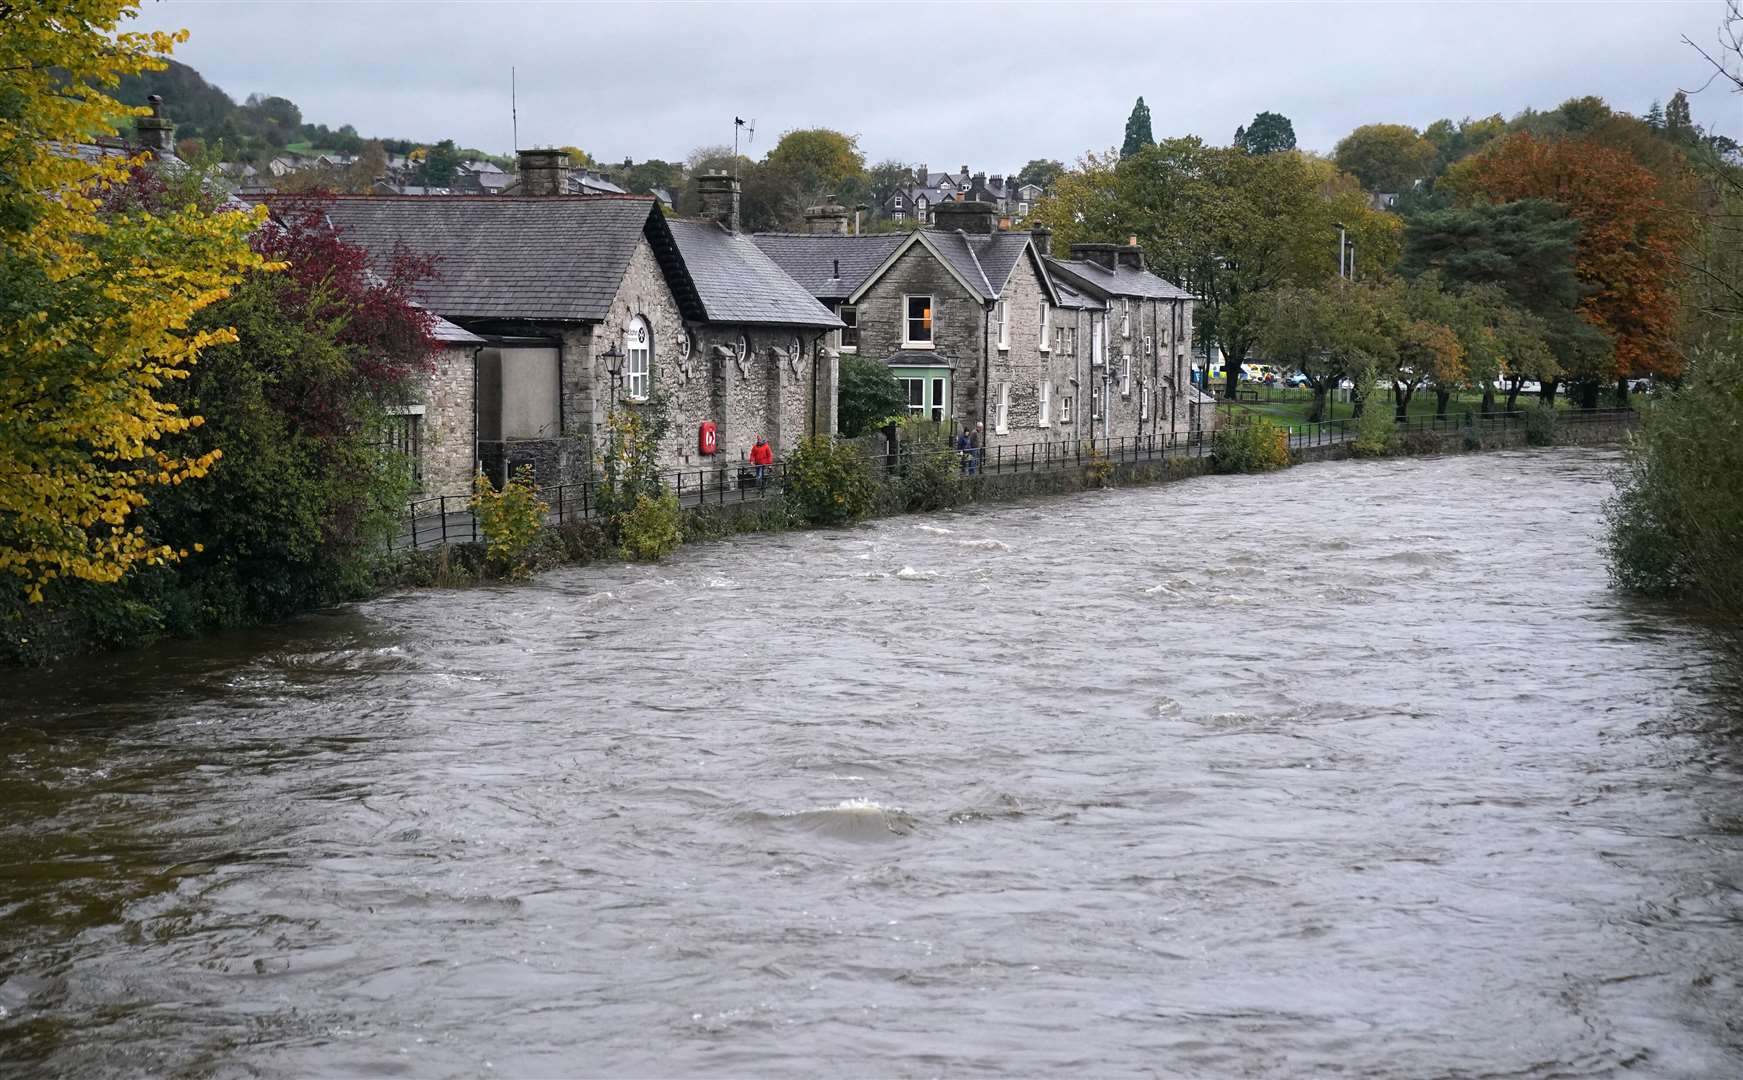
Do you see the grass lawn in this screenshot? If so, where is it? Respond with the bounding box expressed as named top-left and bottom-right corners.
top-left (1214, 385), bottom-right (1632, 433)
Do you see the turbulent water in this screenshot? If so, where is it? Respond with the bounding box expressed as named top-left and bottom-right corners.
top-left (3, 448), bottom-right (1741, 1078)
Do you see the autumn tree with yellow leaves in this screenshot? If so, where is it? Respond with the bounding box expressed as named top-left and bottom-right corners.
top-left (0, 1), bottom-right (272, 602)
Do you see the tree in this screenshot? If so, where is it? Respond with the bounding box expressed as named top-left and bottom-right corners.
top-left (763, 127), bottom-right (866, 203)
top-left (1017, 158), bottom-right (1066, 190)
top-left (1033, 141), bottom-right (1400, 400)
top-left (1121, 97), bottom-right (1154, 158)
top-left (1, 0), bottom-right (272, 604)
top-left (1334, 123), bottom-right (1437, 192)
top-left (1255, 282), bottom-right (1393, 422)
top-left (837, 355), bottom-right (906, 437)
top-left (1445, 133), bottom-right (1690, 393)
top-left (127, 193), bottom-right (438, 627)
top-left (1381, 277), bottom-right (1468, 420)
top-left (1665, 90), bottom-right (1694, 141)
top-left (1235, 111), bottom-right (1297, 154)
top-left (419, 138), bottom-right (462, 188)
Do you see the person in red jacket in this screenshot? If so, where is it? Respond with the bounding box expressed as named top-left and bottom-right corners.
top-left (750, 436), bottom-right (774, 492)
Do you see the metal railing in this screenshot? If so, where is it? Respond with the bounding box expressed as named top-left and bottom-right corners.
top-left (389, 408), bottom-right (1638, 551)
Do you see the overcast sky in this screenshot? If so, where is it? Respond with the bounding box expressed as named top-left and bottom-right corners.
top-left (135, 0), bottom-right (1740, 168)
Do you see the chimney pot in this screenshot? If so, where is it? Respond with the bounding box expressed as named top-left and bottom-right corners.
top-left (1031, 227), bottom-right (1052, 257)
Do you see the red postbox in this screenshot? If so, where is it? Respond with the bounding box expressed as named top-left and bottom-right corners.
top-left (698, 421), bottom-right (718, 455)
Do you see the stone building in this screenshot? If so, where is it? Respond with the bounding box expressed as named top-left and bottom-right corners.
top-left (1044, 240), bottom-right (1207, 443)
top-left (757, 200), bottom-right (1065, 449)
top-left (304, 153), bottom-right (841, 496)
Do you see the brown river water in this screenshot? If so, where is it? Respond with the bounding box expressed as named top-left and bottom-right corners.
top-left (2, 447), bottom-right (1740, 1078)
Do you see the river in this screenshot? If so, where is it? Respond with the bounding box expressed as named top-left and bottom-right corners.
top-left (2, 447), bottom-right (1740, 1078)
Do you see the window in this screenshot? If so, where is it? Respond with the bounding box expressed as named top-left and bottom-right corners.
top-left (839, 304), bottom-right (858, 351)
top-left (904, 295), bottom-right (933, 347)
top-left (894, 194), bottom-right (904, 209)
top-left (898, 376), bottom-right (947, 422)
top-left (1039, 302), bottom-right (1052, 352)
top-left (385, 407), bottom-right (423, 486)
top-left (996, 299), bottom-right (1010, 350)
top-left (1121, 355), bottom-right (1131, 397)
top-left (1092, 317), bottom-right (1105, 366)
top-left (1091, 384), bottom-right (1104, 420)
top-left (1140, 382), bottom-right (1150, 421)
top-left (1121, 298), bottom-right (1131, 339)
top-left (901, 377), bottom-right (925, 416)
top-left (625, 315), bottom-right (652, 400)
top-left (1018, 201), bottom-right (1029, 215)
top-left (1038, 381), bottom-right (1051, 427)
top-left (931, 377), bottom-right (946, 422)
top-left (996, 382), bottom-right (1010, 434)
top-left (893, 209), bottom-right (906, 221)
top-left (1061, 394), bottom-right (1073, 424)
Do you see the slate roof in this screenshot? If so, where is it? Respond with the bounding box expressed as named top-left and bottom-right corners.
top-left (1045, 256), bottom-right (1196, 301)
top-left (312, 195), bottom-right (660, 322)
top-left (1050, 273), bottom-right (1106, 311)
top-left (880, 349), bottom-right (957, 369)
top-left (661, 221), bottom-right (842, 328)
top-left (927, 229), bottom-right (1037, 299)
top-left (750, 232), bottom-right (907, 302)
top-left (429, 313), bottom-right (486, 344)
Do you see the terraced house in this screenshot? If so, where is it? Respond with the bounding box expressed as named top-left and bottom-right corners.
top-left (757, 202), bottom-right (1205, 451)
top-left (291, 154), bottom-right (840, 497)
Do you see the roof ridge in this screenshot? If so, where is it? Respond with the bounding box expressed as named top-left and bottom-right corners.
top-left (953, 228), bottom-right (994, 296)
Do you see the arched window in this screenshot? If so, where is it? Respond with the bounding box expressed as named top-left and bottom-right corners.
top-left (624, 315), bottom-right (651, 400)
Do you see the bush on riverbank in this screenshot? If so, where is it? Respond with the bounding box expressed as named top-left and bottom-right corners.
top-left (894, 419), bottom-right (967, 511)
top-left (1212, 415), bottom-right (1291, 473)
top-left (1525, 405), bottom-right (1561, 447)
top-left (617, 491), bottom-right (684, 561)
top-left (1604, 334), bottom-right (1743, 621)
top-left (1349, 402), bottom-right (1400, 457)
top-left (471, 466), bottom-right (548, 579)
top-left (783, 437), bottom-right (880, 525)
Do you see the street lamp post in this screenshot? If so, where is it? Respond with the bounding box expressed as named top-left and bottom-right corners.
top-left (603, 343), bottom-right (625, 409)
top-left (1334, 221), bottom-right (1348, 280)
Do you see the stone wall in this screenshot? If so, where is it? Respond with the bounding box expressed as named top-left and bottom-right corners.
top-left (984, 252), bottom-right (1075, 451)
top-left (417, 343), bottom-right (477, 498)
top-left (854, 242), bottom-right (987, 428)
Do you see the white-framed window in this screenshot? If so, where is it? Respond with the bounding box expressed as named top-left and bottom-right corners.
top-left (1039, 302), bottom-right (1052, 353)
top-left (624, 315), bottom-right (652, 400)
top-left (839, 304), bottom-right (858, 351)
top-left (1018, 201), bottom-right (1029, 215)
top-left (1092, 316), bottom-right (1105, 366)
top-left (1121, 298), bottom-right (1131, 339)
top-left (1120, 355), bottom-right (1132, 397)
top-left (1060, 395), bottom-right (1073, 424)
top-left (896, 376), bottom-right (947, 422)
top-left (894, 194), bottom-right (904, 209)
top-left (735, 332), bottom-right (748, 361)
top-left (1140, 382), bottom-right (1150, 421)
top-left (996, 299), bottom-right (1010, 350)
top-left (996, 382), bottom-right (1010, 434)
top-left (904, 294), bottom-right (934, 347)
top-left (1091, 383), bottom-right (1104, 420)
top-left (1038, 381), bottom-right (1051, 427)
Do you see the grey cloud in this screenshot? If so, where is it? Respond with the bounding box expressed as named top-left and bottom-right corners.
top-left (138, 0), bottom-right (1741, 163)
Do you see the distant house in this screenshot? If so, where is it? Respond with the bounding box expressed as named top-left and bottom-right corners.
top-left (288, 153), bottom-right (840, 494)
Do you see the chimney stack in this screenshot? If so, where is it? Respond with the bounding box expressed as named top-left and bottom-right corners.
top-left (697, 172), bottom-right (741, 232)
top-left (135, 94), bottom-right (175, 156)
top-left (1031, 226), bottom-right (1052, 257)
top-left (932, 199), bottom-right (998, 235)
top-left (1118, 238), bottom-right (1145, 270)
top-left (516, 148), bottom-right (569, 196)
top-left (803, 201), bottom-right (851, 235)
top-left (1069, 242), bottom-right (1120, 270)
top-left (916, 162), bottom-right (929, 185)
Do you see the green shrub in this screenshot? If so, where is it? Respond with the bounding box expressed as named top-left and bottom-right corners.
top-left (1349, 403), bottom-right (1398, 458)
top-left (1082, 442), bottom-right (1115, 487)
top-left (783, 436), bottom-right (879, 526)
top-left (1525, 405), bottom-right (1561, 447)
top-left (1212, 414), bottom-right (1291, 473)
top-left (838, 355), bottom-right (907, 437)
top-left (616, 490), bottom-right (683, 561)
top-left (894, 417), bottom-right (965, 511)
top-left (470, 465), bottom-right (548, 579)
top-left (1604, 334), bottom-right (1743, 618)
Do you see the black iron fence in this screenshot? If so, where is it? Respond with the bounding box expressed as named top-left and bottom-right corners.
top-left (390, 408), bottom-right (1639, 551)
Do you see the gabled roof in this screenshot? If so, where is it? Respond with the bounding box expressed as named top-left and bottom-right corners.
top-left (750, 232), bottom-right (907, 302)
top-left (659, 221), bottom-right (843, 328)
top-left (1050, 273), bottom-right (1106, 311)
top-left (310, 194), bottom-right (662, 322)
top-left (840, 228), bottom-right (1058, 305)
top-left (1045, 256), bottom-right (1196, 301)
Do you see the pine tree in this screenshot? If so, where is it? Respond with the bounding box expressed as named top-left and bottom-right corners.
top-left (1665, 91), bottom-right (1693, 140)
top-left (1122, 97), bottom-right (1154, 158)
top-left (1233, 124), bottom-right (1246, 148)
top-left (1645, 100), bottom-right (1666, 130)
top-left (1235, 111), bottom-right (1298, 154)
